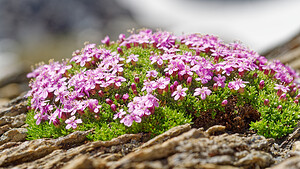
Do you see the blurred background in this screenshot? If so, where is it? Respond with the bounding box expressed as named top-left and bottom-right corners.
top-left (0, 0), bottom-right (300, 100)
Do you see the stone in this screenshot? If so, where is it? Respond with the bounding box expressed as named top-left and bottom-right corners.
top-left (0, 130), bottom-right (91, 167)
top-left (205, 125), bottom-right (226, 136)
top-left (271, 156), bottom-right (300, 169)
top-left (0, 125), bottom-right (10, 135)
top-left (0, 114), bottom-right (26, 128)
top-left (109, 127), bottom-right (276, 169)
top-left (292, 141), bottom-right (300, 152)
top-left (0, 99), bottom-right (27, 118)
top-left (136, 123), bottom-right (192, 150)
top-left (11, 133), bottom-right (142, 169)
top-left (110, 128), bottom-right (205, 168)
top-left (60, 155), bottom-right (95, 169)
top-left (0, 128), bottom-right (27, 146)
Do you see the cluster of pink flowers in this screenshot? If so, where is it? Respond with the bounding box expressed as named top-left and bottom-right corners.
top-left (27, 29), bottom-right (300, 130)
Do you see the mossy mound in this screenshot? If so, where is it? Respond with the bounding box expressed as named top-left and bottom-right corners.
top-left (26, 29), bottom-right (300, 140)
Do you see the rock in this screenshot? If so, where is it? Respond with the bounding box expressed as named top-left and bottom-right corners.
top-left (0, 128), bottom-right (27, 146)
top-left (234, 150), bottom-right (274, 168)
top-left (110, 128), bottom-right (205, 168)
top-left (271, 156), bottom-right (300, 169)
top-left (0, 114), bottom-right (26, 128)
top-left (0, 124), bottom-right (10, 135)
top-left (0, 98), bottom-right (27, 118)
top-left (0, 142), bottom-right (22, 151)
top-left (11, 133), bottom-right (142, 169)
top-left (0, 130), bottom-right (91, 167)
top-left (110, 128), bottom-right (276, 169)
top-left (136, 123), bottom-right (192, 150)
top-left (61, 155), bottom-right (95, 169)
top-left (205, 125), bottom-right (226, 136)
top-left (292, 141), bottom-right (300, 152)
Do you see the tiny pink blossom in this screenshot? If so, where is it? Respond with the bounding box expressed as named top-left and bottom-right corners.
top-left (172, 85), bottom-right (188, 100)
top-left (65, 116), bottom-right (82, 129)
top-left (194, 87), bottom-right (212, 100)
top-left (228, 79), bottom-right (249, 91)
top-left (146, 70), bottom-right (158, 78)
top-left (113, 109), bottom-right (127, 119)
top-left (126, 54), bottom-right (139, 63)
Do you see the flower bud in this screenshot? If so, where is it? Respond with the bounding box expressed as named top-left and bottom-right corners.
top-left (133, 90), bottom-right (138, 95)
top-left (53, 119), bottom-right (61, 127)
top-left (221, 100), bottom-right (228, 106)
top-left (157, 89), bottom-right (164, 94)
top-left (170, 85), bottom-right (175, 93)
top-left (164, 85), bottom-right (169, 93)
top-left (98, 90), bottom-right (104, 97)
top-left (122, 93), bottom-right (129, 102)
top-left (101, 36), bottom-right (110, 46)
top-left (264, 99), bottom-right (269, 106)
top-left (178, 74), bottom-right (183, 81)
top-left (115, 93), bottom-right (120, 100)
top-left (295, 94), bottom-right (300, 100)
top-left (270, 69), bottom-right (276, 76)
top-left (117, 47), bottom-right (124, 55)
top-left (111, 104), bottom-right (116, 112)
top-left (149, 106), bottom-right (155, 114)
top-left (264, 69), bottom-right (269, 75)
top-left (126, 43), bottom-right (131, 49)
top-left (277, 105), bottom-right (282, 110)
top-left (213, 83), bottom-right (218, 91)
top-left (294, 100), bottom-right (299, 104)
top-left (106, 98), bottom-right (113, 105)
top-left (187, 77), bottom-right (192, 86)
top-left (134, 77), bottom-right (140, 83)
top-left (165, 72), bottom-right (170, 78)
top-left (277, 90), bottom-right (283, 97)
top-left (253, 73), bottom-right (258, 78)
top-left (131, 83), bottom-right (137, 91)
top-left (173, 81), bottom-right (179, 88)
top-left (259, 80), bottom-right (264, 89)
top-left (279, 93), bottom-right (287, 101)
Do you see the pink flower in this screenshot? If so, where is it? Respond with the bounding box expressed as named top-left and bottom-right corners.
top-left (142, 80), bottom-right (155, 93)
top-left (194, 87), bottom-right (212, 100)
top-left (113, 109), bottom-right (127, 119)
top-left (221, 100), bottom-right (228, 106)
top-left (101, 36), bottom-right (110, 46)
top-left (172, 85), bottom-right (188, 100)
top-left (213, 74), bottom-right (226, 88)
top-left (126, 54), bottom-right (139, 63)
top-left (146, 70), bottom-right (158, 78)
top-left (153, 77), bottom-right (170, 90)
top-left (274, 84), bottom-right (290, 96)
top-left (65, 116), bottom-right (82, 129)
top-left (228, 79), bottom-right (249, 90)
top-left (120, 114), bottom-right (141, 127)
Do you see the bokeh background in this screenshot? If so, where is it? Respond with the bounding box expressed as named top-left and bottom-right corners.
top-left (0, 0), bottom-right (300, 98)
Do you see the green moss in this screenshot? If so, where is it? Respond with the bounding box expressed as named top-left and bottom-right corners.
top-left (25, 31), bottom-right (300, 141)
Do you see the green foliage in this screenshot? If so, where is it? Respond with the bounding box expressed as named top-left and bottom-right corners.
top-left (25, 31), bottom-right (300, 141)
